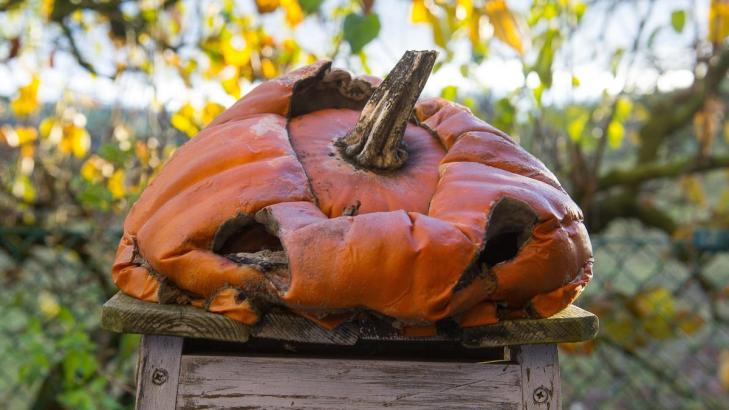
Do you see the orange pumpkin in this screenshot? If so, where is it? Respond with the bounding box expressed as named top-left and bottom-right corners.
top-left (112, 51), bottom-right (592, 332)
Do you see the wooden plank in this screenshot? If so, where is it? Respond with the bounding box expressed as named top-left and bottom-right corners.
top-left (102, 293), bottom-right (251, 343)
top-left (461, 304), bottom-right (598, 348)
top-left (102, 292), bottom-right (598, 347)
top-left (252, 311), bottom-right (359, 345)
top-left (136, 335), bottom-right (183, 410)
top-left (518, 344), bottom-right (560, 410)
top-left (177, 355), bottom-right (523, 409)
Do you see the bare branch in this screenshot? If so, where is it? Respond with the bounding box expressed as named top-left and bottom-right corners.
top-left (598, 154), bottom-right (729, 190)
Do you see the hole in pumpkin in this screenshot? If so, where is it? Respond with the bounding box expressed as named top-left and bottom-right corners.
top-left (481, 197), bottom-right (538, 268)
top-left (213, 215), bottom-right (283, 254)
top-left (482, 232), bottom-right (521, 267)
top-left (213, 215), bottom-right (290, 292)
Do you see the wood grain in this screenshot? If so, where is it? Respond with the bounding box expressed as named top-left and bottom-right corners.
top-left (103, 293), bottom-right (251, 342)
top-left (102, 292), bottom-right (598, 347)
top-left (461, 304), bottom-right (599, 348)
top-left (519, 344), bottom-right (560, 410)
top-left (136, 335), bottom-right (183, 410)
top-left (177, 355), bottom-right (523, 409)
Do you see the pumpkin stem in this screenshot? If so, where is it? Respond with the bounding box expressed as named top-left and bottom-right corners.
top-left (336, 50), bottom-right (437, 171)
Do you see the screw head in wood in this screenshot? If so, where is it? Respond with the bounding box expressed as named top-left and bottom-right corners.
top-left (152, 368), bottom-right (168, 385)
top-left (533, 386), bottom-right (550, 404)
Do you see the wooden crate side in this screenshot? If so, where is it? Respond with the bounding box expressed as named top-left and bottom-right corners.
top-left (177, 355), bottom-right (523, 409)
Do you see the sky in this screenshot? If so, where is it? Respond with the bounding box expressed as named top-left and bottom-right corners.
top-left (0, 0), bottom-right (709, 111)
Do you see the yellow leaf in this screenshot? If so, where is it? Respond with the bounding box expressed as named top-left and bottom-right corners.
top-left (681, 175), bottom-right (706, 206)
top-left (717, 187), bottom-right (729, 215)
top-left (607, 121), bottom-right (624, 148)
top-left (484, 0), bottom-right (524, 54)
top-left (630, 287), bottom-right (674, 318)
top-left (39, 117), bottom-right (55, 138)
top-left (201, 102), bottom-right (225, 126)
top-left (222, 36), bottom-right (251, 67)
top-left (721, 350), bottom-right (729, 390)
top-left (41, 0), bottom-right (54, 19)
top-left (20, 144), bottom-right (34, 158)
top-left (108, 169), bottom-right (126, 199)
top-left (468, 12), bottom-right (481, 50)
top-left (281, 0), bottom-right (303, 27)
top-left (571, 75), bottom-right (580, 87)
top-left (675, 310), bottom-right (705, 335)
top-left (38, 291), bottom-right (60, 318)
top-left (12, 174), bottom-right (35, 202)
top-left (261, 58), bottom-right (278, 79)
top-left (256, 0), bottom-right (280, 13)
top-left (81, 158), bottom-right (102, 183)
top-left (15, 127), bottom-right (38, 145)
top-left (222, 75), bottom-right (242, 99)
top-left (411, 0), bottom-right (429, 23)
top-left (709, 0), bottom-right (729, 43)
top-left (283, 38), bottom-right (299, 53)
top-left (11, 75), bottom-right (41, 117)
top-left (135, 141), bottom-right (150, 166)
top-left (69, 125), bottom-right (91, 158)
top-left (171, 103), bottom-right (199, 137)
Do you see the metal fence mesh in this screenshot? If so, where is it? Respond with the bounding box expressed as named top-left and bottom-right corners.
top-left (0, 225), bottom-right (727, 409)
top-left (562, 226), bottom-right (729, 409)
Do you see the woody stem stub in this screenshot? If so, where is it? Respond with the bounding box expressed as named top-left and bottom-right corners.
top-left (336, 50), bottom-right (437, 171)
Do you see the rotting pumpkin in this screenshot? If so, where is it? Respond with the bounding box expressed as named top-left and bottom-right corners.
top-left (112, 50), bottom-right (593, 333)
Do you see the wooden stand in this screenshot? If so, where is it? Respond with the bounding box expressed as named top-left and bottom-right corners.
top-left (102, 293), bottom-right (598, 409)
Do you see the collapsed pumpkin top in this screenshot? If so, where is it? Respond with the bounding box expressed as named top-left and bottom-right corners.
top-left (112, 50), bottom-right (593, 334)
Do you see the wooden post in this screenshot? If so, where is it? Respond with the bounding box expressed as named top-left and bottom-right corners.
top-left (135, 335), bottom-right (183, 410)
top-left (519, 344), bottom-right (561, 409)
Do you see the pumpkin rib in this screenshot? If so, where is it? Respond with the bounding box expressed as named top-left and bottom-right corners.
top-left (415, 97), bottom-right (563, 191)
top-left (427, 161), bottom-right (590, 313)
top-left (256, 201), bottom-right (501, 323)
top-left (287, 109), bottom-right (445, 218)
top-left (112, 233), bottom-right (161, 303)
top-left (124, 114), bottom-right (300, 234)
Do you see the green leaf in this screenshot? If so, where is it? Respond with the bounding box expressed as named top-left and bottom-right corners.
top-left (610, 48), bottom-right (625, 75)
top-left (299, 0), bottom-right (324, 14)
top-left (671, 10), bottom-right (686, 33)
top-left (493, 97), bottom-right (516, 133)
top-left (343, 12), bottom-right (381, 53)
top-left (440, 85), bottom-right (458, 101)
top-left (566, 106), bottom-right (589, 142)
top-left (534, 29), bottom-right (560, 88)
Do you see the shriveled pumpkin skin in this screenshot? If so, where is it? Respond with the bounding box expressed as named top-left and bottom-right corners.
top-left (112, 60), bottom-right (592, 330)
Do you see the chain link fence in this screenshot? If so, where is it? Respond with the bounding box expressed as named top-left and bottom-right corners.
top-left (1, 223), bottom-right (728, 409)
top-left (562, 224), bottom-right (729, 409)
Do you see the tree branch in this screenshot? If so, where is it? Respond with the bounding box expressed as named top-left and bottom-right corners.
top-left (587, 191), bottom-right (678, 234)
top-left (637, 46), bottom-right (729, 163)
top-left (591, 0), bottom-right (655, 177)
top-left (59, 21), bottom-right (98, 75)
top-left (598, 154), bottom-right (729, 190)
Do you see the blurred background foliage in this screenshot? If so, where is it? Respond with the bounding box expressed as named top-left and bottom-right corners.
top-left (0, 0), bottom-right (728, 408)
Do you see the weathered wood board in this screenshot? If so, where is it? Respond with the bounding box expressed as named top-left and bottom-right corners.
top-left (136, 335), bottom-right (183, 410)
top-left (176, 355), bottom-right (524, 409)
top-left (102, 292), bottom-right (598, 347)
top-left (519, 344), bottom-right (560, 409)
